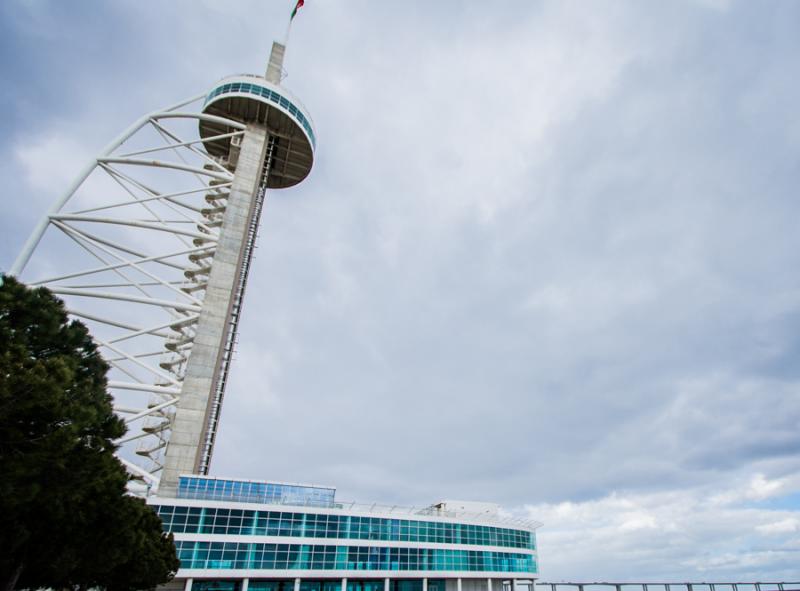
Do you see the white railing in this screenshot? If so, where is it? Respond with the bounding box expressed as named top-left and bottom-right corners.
top-left (175, 490), bottom-right (542, 531)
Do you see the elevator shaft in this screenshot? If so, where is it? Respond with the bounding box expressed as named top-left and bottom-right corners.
top-left (159, 124), bottom-right (272, 495)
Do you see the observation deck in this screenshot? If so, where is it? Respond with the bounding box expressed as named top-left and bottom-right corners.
top-left (200, 74), bottom-right (316, 189)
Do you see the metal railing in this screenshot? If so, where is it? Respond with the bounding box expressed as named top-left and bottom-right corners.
top-left (334, 500), bottom-right (542, 531)
top-left (172, 489), bottom-right (542, 531)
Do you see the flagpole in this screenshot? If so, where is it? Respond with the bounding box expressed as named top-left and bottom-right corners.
top-left (282, 0), bottom-right (298, 75)
top-left (284, 12), bottom-right (293, 48)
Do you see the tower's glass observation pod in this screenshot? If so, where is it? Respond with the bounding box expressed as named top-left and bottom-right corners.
top-left (200, 75), bottom-right (315, 189)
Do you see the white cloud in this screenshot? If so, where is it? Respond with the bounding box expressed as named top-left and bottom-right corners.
top-left (747, 474), bottom-right (786, 501)
top-left (526, 475), bottom-right (800, 580)
top-left (756, 518), bottom-right (800, 535)
top-left (710, 474), bottom-right (787, 506)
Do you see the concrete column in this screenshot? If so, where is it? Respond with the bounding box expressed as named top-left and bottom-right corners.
top-left (487, 579), bottom-right (493, 591)
top-left (423, 579), bottom-right (428, 591)
top-left (242, 580), bottom-right (249, 591)
top-left (160, 123), bottom-right (270, 494)
top-left (457, 580), bottom-right (462, 591)
top-left (512, 580), bottom-right (518, 591)
top-left (342, 579), bottom-right (348, 591)
top-left (294, 578), bottom-right (301, 591)
top-left (185, 579), bottom-right (193, 591)
top-left (266, 42), bottom-right (286, 84)
top-left (385, 579), bottom-right (390, 591)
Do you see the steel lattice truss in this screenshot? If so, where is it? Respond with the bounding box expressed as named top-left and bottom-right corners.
top-left (12, 94), bottom-right (249, 489)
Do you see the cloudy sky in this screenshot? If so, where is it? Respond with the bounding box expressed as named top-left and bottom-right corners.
top-left (2, 0), bottom-right (800, 582)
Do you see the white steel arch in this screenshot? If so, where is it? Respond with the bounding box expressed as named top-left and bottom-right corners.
top-left (11, 94), bottom-right (250, 490)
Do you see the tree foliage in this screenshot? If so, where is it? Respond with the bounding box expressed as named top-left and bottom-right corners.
top-left (0, 275), bottom-right (179, 591)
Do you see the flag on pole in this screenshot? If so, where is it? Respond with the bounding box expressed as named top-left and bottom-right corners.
top-left (290, 0), bottom-right (304, 20)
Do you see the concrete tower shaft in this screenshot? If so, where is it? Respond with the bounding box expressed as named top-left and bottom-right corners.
top-left (158, 125), bottom-right (271, 493)
top-left (160, 42), bottom-right (316, 493)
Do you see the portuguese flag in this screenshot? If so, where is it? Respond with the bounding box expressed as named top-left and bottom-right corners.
top-left (290, 0), bottom-right (304, 20)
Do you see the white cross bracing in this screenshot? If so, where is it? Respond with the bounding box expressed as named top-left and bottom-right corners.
top-left (11, 94), bottom-right (249, 490)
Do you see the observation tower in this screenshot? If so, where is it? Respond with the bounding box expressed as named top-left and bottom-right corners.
top-left (11, 12), bottom-right (540, 591)
top-left (10, 39), bottom-right (315, 494)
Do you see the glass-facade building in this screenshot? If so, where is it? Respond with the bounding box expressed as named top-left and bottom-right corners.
top-left (151, 476), bottom-right (539, 591)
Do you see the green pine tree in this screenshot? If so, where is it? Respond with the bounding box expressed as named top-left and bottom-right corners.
top-left (0, 275), bottom-right (179, 591)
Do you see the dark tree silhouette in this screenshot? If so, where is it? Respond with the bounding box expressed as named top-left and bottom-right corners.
top-left (0, 275), bottom-right (179, 591)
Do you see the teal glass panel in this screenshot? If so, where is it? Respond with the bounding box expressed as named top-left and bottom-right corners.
top-left (178, 477), bottom-right (335, 507)
top-left (157, 504), bottom-right (533, 551)
top-left (174, 541), bottom-right (534, 573)
top-left (193, 581), bottom-right (240, 591)
top-left (249, 582), bottom-right (288, 591)
top-left (203, 85), bottom-right (317, 149)
top-left (392, 581), bottom-right (422, 591)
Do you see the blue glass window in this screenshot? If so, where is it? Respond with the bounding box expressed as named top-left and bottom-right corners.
top-left (158, 500), bottom-right (535, 552)
top-left (204, 83), bottom-right (317, 148)
top-left (174, 542), bottom-right (535, 573)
